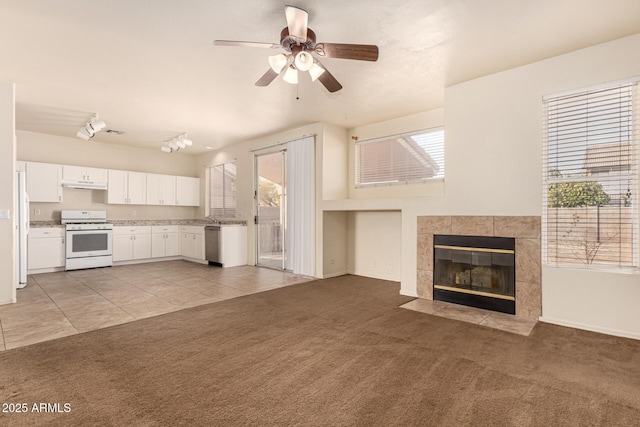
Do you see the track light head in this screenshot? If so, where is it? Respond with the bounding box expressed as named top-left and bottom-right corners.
top-left (161, 146), bottom-right (172, 153)
top-left (76, 127), bottom-right (93, 140)
top-left (90, 119), bottom-right (106, 132)
top-left (76, 113), bottom-right (106, 140)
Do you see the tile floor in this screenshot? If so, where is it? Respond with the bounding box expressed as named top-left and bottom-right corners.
top-left (400, 298), bottom-right (538, 336)
top-left (0, 261), bottom-right (312, 351)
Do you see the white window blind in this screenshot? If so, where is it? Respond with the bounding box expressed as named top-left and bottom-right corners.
top-left (208, 162), bottom-right (237, 218)
top-left (355, 127), bottom-right (444, 187)
top-left (542, 80), bottom-right (638, 268)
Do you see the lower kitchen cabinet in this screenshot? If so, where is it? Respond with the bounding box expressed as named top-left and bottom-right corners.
top-left (151, 226), bottom-right (180, 258)
top-left (113, 226), bottom-right (152, 262)
top-left (181, 226), bottom-right (205, 260)
top-left (28, 227), bottom-right (65, 270)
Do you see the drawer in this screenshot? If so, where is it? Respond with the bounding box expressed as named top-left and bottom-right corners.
top-left (28, 227), bottom-right (65, 238)
top-left (151, 225), bottom-right (179, 234)
top-left (113, 226), bottom-right (151, 235)
top-left (180, 226), bottom-right (204, 235)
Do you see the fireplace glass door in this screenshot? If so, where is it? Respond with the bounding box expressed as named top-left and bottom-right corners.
top-left (433, 235), bottom-right (515, 314)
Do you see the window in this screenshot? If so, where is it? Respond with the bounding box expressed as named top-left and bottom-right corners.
top-left (355, 127), bottom-right (444, 187)
top-left (542, 80), bottom-right (638, 268)
top-left (208, 162), bottom-right (237, 218)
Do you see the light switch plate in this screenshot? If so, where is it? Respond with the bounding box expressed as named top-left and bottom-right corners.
top-left (0, 209), bottom-right (10, 219)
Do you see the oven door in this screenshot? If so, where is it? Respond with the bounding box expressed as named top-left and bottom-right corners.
top-left (66, 229), bottom-right (113, 259)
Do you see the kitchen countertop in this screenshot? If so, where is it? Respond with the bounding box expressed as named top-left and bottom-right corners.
top-left (30, 219), bottom-right (247, 228)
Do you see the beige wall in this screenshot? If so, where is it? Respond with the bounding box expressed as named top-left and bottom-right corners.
top-left (347, 211), bottom-right (402, 281)
top-left (329, 33), bottom-right (640, 338)
top-left (18, 130), bottom-right (199, 221)
top-left (0, 83), bottom-right (15, 304)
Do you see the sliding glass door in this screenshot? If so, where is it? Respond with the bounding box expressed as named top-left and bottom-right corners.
top-left (255, 150), bottom-right (287, 269)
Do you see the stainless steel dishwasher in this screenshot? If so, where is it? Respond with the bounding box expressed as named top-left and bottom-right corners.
top-left (205, 225), bottom-right (221, 265)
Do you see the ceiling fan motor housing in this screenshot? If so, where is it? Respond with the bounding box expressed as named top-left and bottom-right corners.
top-left (280, 27), bottom-right (316, 53)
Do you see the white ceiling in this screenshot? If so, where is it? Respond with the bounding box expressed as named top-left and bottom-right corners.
top-left (2, 1), bottom-right (639, 155)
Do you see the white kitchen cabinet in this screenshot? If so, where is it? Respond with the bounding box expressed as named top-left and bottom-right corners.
top-left (181, 226), bottom-right (205, 260)
top-left (25, 162), bottom-right (63, 202)
top-left (112, 226), bottom-right (152, 261)
top-left (108, 170), bottom-right (147, 205)
top-left (175, 176), bottom-right (200, 206)
top-left (151, 225), bottom-right (180, 258)
top-left (220, 225), bottom-right (248, 267)
top-left (63, 165), bottom-right (108, 183)
top-left (146, 174), bottom-right (177, 206)
top-left (27, 227), bottom-right (65, 270)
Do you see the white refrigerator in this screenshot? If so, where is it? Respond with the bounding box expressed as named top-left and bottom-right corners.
top-left (15, 170), bottom-right (29, 289)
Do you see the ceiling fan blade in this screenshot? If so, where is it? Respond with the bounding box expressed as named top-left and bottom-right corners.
top-left (255, 68), bottom-right (280, 87)
top-left (285, 5), bottom-right (308, 40)
top-left (213, 40), bottom-right (281, 49)
top-left (316, 65), bottom-right (343, 93)
top-left (317, 43), bottom-right (379, 61)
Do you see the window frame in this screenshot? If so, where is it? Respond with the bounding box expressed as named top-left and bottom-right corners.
top-left (354, 127), bottom-right (445, 188)
top-left (541, 79), bottom-right (639, 270)
top-left (206, 161), bottom-right (237, 219)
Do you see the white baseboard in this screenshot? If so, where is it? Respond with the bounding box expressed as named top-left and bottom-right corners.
top-left (322, 271), bottom-right (348, 279)
top-left (27, 266), bottom-right (65, 275)
top-left (0, 297), bottom-right (16, 306)
top-left (400, 291), bottom-right (418, 298)
top-left (539, 316), bottom-right (640, 341)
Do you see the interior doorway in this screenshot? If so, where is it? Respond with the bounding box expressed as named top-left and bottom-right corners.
top-left (255, 150), bottom-right (287, 269)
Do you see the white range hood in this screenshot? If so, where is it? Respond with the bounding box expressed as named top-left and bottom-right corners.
top-left (62, 180), bottom-right (108, 190)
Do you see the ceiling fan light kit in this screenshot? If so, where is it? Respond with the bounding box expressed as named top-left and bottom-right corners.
top-left (213, 5), bottom-right (379, 93)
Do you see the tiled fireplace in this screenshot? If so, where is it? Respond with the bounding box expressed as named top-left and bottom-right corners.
top-left (417, 216), bottom-right (541, 320)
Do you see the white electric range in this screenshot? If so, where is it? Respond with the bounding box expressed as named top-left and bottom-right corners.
top-left (61, 210), bottom-right (113, 270)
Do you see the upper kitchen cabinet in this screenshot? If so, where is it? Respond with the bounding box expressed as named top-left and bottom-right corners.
top-left (16, 161), bottom-right (25, 172)
top-left (63, 165), bottom-right (108, 183)
top-left (107, 170), bottom-right (147, 205)
top-left (25, 161), bottom-right (63, 202)
top-left (146, 173), bottom-right (177, 206)
top-left (175, 176), bottom-right (200, 206)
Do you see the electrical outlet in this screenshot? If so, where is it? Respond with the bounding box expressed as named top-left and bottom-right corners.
top-left (34, 208), bottom-right (41, 216)
top-left (132, 209), bottom-right (137, 216)
top-left (388, 262), bottom-right (393, 270)
top-left (168, 210), bottom-right (172, 217)
top-left (372, 260), bottom-right (377, 268)
top-left (330, 259), bottom-right (335, 265)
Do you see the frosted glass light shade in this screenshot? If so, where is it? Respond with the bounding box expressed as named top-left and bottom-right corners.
top-left (294, 51), bottom-right (313, 71)
top-left (283, 67), bottom-right (298, 84)
top-left (308, 62), bottom-right (325, 82)
top-left (268, 54), bottom-right (288, 73)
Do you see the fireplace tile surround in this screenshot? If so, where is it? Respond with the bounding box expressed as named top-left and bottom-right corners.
top-left (416, 216), bottom-right (541, 320)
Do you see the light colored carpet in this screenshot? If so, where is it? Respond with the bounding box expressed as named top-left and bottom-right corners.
top-left (0, 275), bottom-right (639, 426)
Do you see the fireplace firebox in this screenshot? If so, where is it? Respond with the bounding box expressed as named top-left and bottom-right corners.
top-left (433, 235), bottom-right (515, 314)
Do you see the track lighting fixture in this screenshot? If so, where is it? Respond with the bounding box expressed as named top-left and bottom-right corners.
top-left (160, 133), bottom-right (193, 154)
top-left (76, 114), bottom-right (106, 140)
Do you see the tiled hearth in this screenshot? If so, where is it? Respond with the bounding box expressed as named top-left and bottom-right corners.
top-left (416, 216), bottom-right (541, 320)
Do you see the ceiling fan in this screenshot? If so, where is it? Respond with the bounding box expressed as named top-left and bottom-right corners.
top-left (213, 5), bottom-right (379, 93)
